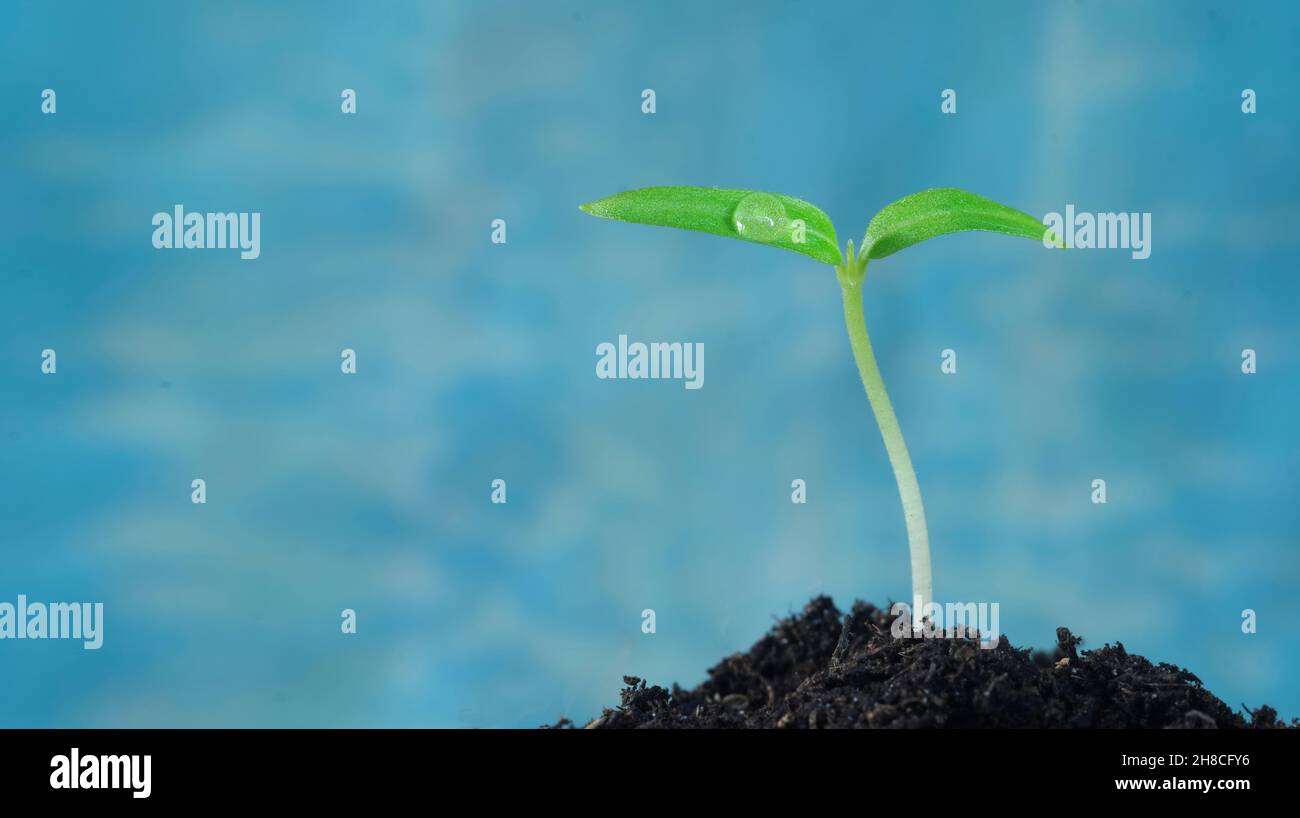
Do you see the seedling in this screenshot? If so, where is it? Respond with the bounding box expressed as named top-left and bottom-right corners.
top-left (580, 187), bottom-right (1058, 632)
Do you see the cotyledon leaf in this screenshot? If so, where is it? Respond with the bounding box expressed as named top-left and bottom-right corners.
top-left (862, 188), bottom-right (1060, 261)
top-left (579, 186), bottom-right (842, 267)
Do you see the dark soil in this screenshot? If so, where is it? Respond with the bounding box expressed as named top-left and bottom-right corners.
top-left (561, 596), bottom-right (1291, 729)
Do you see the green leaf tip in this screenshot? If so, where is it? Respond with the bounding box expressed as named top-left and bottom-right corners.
top-left (578, 186), bottom-right (841, 267)
top-left (863, 187), bottom-right (1061, 261)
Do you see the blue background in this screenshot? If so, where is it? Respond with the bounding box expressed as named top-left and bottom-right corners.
top-left (1, 0), bottom-right (1296, 726)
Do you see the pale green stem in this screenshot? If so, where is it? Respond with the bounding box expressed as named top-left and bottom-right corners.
top-left (837, 241), bottom-right (932, 633)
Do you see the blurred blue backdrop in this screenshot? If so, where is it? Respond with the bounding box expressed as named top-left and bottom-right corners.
top-left (1, 0), bottom-right (1297, 726)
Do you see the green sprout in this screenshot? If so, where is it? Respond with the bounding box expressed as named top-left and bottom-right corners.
top-left (580, 187), bottom-right (1059, 632)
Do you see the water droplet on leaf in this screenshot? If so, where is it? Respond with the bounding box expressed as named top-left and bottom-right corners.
top-left (732, 192), bottom-right (788, 242)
